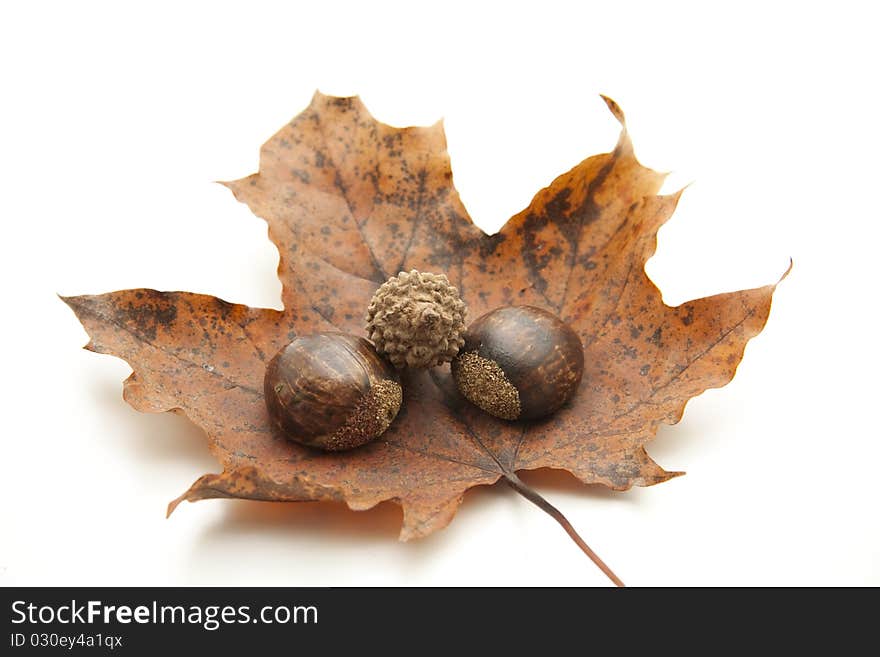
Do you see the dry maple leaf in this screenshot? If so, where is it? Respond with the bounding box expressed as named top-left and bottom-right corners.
top-left (63, 93), bottom-right (785, 585)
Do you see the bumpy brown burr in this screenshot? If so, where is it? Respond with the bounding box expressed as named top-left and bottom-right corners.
top-left (365, 269), bottom-right (467, 369)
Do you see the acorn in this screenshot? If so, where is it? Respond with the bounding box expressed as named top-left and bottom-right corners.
top-left (263, 333), bottom-right (402, 451)
top-left (365, 269), bottom-right (467, 369)
top-left (451, 306), bottom-right (584, 420)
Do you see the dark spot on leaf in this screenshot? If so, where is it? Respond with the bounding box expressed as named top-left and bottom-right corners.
top-left (680, 305), bottom-right (695, 326)
top-left (291, 168), bottom-right (310, 184)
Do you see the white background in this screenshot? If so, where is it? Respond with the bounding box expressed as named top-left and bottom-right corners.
top-left (1, 1), bottom-right (877, 586)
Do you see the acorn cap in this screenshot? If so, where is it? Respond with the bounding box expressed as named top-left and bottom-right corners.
top-left (365, 270), bottom-right (467, 369)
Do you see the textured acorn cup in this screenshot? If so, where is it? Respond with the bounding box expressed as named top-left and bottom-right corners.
top-left (451, 306), bottom-right (584, 420)
top-left (263, 333), bottom-right (402, 451)
top-left (365, 269), bottom-right (467, 369)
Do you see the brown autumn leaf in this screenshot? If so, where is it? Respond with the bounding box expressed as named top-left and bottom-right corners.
top-left (63, 93), bottom-right (784, 547)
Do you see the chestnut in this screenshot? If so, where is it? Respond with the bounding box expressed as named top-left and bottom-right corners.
top-left (264, 333), bottom-right (402, 451)
top-left (451, 306), bottom-right (584, 420)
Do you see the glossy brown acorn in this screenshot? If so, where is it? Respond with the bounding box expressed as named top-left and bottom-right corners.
top-left (451, 306), bottom-right (584, 420)
top-left (264, 333), bottom-right (402, 451)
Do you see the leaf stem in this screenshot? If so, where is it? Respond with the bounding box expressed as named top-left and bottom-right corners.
top-left (504, 471), bottom-right (625, 587)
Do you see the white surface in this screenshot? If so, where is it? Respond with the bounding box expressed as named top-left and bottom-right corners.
top-left (1, 1), bottom-right (877, 586)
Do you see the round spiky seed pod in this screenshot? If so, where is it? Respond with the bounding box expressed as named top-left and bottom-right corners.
top-left (365, 270), bottom-right (467, 369)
